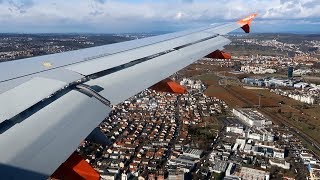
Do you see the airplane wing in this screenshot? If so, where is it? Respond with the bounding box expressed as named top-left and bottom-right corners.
top-left (0, 14), bottom-right (257, 179)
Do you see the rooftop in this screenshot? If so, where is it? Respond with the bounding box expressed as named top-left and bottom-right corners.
top-left (234, 108), bottom-right (269, 122)
top-left (239, 167), bottom-right (270, 180)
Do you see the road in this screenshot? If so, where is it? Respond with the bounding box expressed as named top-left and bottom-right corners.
top-left (223, 85), bottom-right (320, 159)
top-left (259, 108), bottom-right (320, 159)
top-left (193, 71), bottom-right (320, 158)
top-left (216, 71), bottom-right (241, 86)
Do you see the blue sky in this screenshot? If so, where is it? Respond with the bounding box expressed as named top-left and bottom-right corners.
top-left (0, 0), bottom-right (319, 33)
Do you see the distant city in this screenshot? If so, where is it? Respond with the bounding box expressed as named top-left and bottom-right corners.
top-left (1, 33), bottom-right (320, 179)
top-left (0, 33), bottom-right (153, 62)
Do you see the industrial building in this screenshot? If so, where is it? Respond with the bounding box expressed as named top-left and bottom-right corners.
top-left (209, 160), bottom-right (228, 173)
top-left (167, 156), bottom-right (196, 169)
top-left (238, 167), bottom-right (270, 180)
top-left (288, 94), bottom-right (315, 104)
top-left (226, 126), bottom-right (244, 134)
top-left (183, 148), bottom-right (203, 159)
top-left (232, 108), bottom-right (271, 127)
top-left (167, 170), bottom-right (185, 180)
top-left (240, 66), bottom-right (276, 74)
top-left (269, 158), bottom-right (290, 169)
top-left (246, 128), bottom-right (275, 142)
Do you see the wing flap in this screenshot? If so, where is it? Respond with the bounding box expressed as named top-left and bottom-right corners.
top-left (0, 90), bottom-right (111, 179)
top-left (0, 77), bottom-right (67, 123)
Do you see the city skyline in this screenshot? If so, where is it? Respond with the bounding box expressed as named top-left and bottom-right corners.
top-left (0, 0), bottom-right (319, 33)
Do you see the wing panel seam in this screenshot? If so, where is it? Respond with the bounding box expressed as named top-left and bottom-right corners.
top-left (0, 26), bottom-right (218, 84)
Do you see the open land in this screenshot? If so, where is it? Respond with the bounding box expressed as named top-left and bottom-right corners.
top-left (179, 61), bottom-right (320, 157)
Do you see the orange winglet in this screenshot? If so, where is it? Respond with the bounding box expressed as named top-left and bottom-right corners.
top-left (237, 13), bottom-right (257, 33)
top-left (206, 50), bottom-right (231, 59)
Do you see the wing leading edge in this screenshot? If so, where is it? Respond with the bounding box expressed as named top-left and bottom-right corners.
top-left (0, 14), bottom-right (257, 179)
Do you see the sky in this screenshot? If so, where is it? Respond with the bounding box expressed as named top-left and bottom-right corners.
top-left (0, 0), bottom-right (319, 33)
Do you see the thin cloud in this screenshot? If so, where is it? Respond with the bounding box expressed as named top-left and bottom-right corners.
top-left (181, 0), bottom-right (194, 3)
top-left (7, 0), bottom-right (34, 13)
top-left (0, 0), bottom-right (318, 33)
top-left (92, 0), bottom-right (107, 4)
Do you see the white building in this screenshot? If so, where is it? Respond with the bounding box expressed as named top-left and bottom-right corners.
top-left (273, 150), bottom-right (285, 159)
top-left (232, 108), bottom-right (271, 127)
top-left (183, 148), bottom-right (203, 159)
top-left (101, 173), bottom-right (117, 180)
top-left (238, 167), bottom-right (270, 180)
top-left (293, 82), bottom-right (309, 89)
top-left (168, 170), bottom-right (185, 180)
top-left (241, 66), bottom-right (276, 74)
top-left (300, 152), bottom-right (316, 164)
top-left (226, 126), bottom-right (244, 134)
top-left (236, 138), bottom-right (246, 151)
top-left (247, 132), bottom-right (261, 141)
top-left (246, 129), bottom-right (275, 142)
top-left (244, 144), bottom-right (252, 153)
top-left (167, 157), bottom-right (196, 168)
top-left (269, 159), bottom-right (290, 169)
top-left (288, 94), bottom-right (315, 104)
top-left (293, 69), bottom-right (312, 75)
top-left (180, 78), bottom-right (205, 91)
top-left (225, 163), bottom-right (234, 177)
top-left (121, 173), bottom-right (131, 180)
